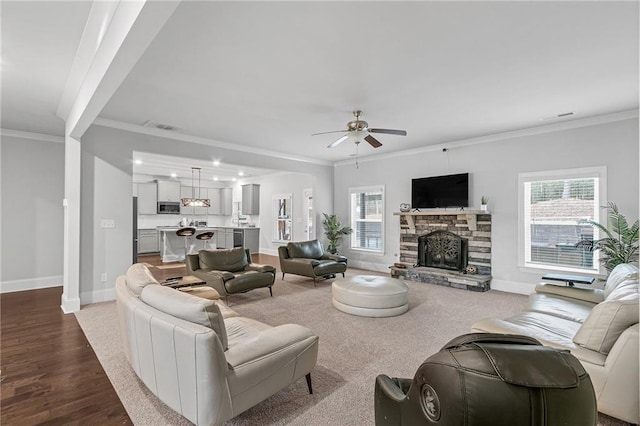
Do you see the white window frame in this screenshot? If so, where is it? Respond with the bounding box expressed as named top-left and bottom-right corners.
top-left (518, 166), bottom-right (607, 274)
top-left (348, 185), bottom-right (385, 254)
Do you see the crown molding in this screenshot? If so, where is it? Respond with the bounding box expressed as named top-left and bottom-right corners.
top-left (0, 128), bottom-right (65, 143)
top-left (92, 118), bottom-right (334, 167)
top-left (334, 109), bottom-right (639, 167)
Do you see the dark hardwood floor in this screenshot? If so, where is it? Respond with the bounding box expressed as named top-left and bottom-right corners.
top-left (0, 253), bottom-right (279, 425)
top-left (1, 287), bottom-right (131, 425)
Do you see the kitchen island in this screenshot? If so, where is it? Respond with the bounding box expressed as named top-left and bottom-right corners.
top-left (157, 227), bottom-right (217, 263)
top-left (157, 226), bottom-right (260, 262)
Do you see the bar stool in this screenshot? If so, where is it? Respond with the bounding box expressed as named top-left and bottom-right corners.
top-left (196, 231), bottom-right (215, 249)
top-left (176, 227), bottom-right (196, 261)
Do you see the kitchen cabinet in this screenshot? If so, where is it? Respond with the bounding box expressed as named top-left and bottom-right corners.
top-left (137, 229), bottom-right (159, 253)
top-left (220, 187), bottom-right (233, 216)
top-left (207, 188), bottom-right (221, 215)
top-left (242, 184), bottom-right (260, 215)
top-left (137, 183), bottom-right (157, 215)
top-left (241, 228), bottom-right (260, 253)
top-left (216, 228), bottom-right (235, 249)
top-left (156, 180), bottom-right (180, 202)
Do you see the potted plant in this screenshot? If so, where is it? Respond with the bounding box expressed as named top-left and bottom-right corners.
top-left (480, 196), bottom-right (489, 211)
top-left (322, 213), bottom-right (353, 255)
top-left (577, 201), bottom-right (639, 273)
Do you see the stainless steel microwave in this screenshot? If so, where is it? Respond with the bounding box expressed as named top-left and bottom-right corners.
top-left (157, 201), bottom-right (180, 214)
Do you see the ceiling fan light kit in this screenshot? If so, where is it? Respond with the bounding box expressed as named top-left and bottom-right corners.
top-left (313, 110), bottom-right (407, 149)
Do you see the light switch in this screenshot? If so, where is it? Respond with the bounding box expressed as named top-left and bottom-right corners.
top-left (101, 219), bottom-right (115, 229)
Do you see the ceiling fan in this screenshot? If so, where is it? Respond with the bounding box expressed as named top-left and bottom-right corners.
top-left (312, 110), bottom-right (407, 149)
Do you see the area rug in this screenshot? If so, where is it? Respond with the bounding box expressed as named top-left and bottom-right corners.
top-left (75, 269), bottom-right (627, 426)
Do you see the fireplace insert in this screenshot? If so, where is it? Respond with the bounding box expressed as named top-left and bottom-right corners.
top-left (417, 230), bottom-right (468, 271)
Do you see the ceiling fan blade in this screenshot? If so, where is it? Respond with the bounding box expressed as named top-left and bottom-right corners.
top-left (365, 135), bottom-right (383, 148)
top-left (312, 129), bottom-right (348, 136)
top-left (368, 128), bottom-right (407, 136)
top-left (328, 135), bottom-right (349, 148)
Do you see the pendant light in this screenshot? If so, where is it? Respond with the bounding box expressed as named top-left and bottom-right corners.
top-left (181, 167), bottom-right (211, 207)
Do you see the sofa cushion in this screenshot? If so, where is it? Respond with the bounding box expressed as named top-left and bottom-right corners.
top-left (573, 293), bottom-right (639, 355)
top-left (287, 239), bottom-right (324, 260)
top-left (125, 263), bottom-right (159, 297)
top-left (604, 264), bottom-right (639, 299)
top-left (199, 247), bottom-right (248, 272)
top-left (141, 284), bottom-right (228, 349)
top-left (528, 293), bottom-right (595, 323)
top-left (605, 278), bottom-right (638, 301)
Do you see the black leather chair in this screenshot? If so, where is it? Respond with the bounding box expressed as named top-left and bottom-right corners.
top-left (278, 239), bottom-right (347, 285)
top-left (375, 333), bottom-right (597, 426)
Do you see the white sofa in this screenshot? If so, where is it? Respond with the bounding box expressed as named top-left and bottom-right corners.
top-left (116, 263), bottom-right (319, 426)
top-left (472, 263), bottom-right (639, 424)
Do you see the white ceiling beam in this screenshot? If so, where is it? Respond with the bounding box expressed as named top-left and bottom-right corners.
top-left (64, 0), bottom-right (180, 138)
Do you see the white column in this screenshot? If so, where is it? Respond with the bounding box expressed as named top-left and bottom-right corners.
top-left (61, 134), bottom-right (81, 313)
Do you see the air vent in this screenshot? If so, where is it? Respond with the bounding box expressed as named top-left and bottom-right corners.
top-left (143, 120), bottom-right (180, 131)
top-left (540, 112), bottom-right (576, 121)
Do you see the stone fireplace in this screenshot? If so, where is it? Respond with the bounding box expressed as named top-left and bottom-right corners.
top-left (418, 230), bottom-right (468, 271)
top-left (391, 211), bottom-right (492, 291)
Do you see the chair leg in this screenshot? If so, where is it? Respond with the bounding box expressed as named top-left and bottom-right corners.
top-left (269, 286), bottom-right (273, 297)
top-left (313, 277), bottom-right (316, 287)
top-left (282, 272), bottom-right (285, 280)
top-left (305, 373), bottom-right (313, 394)
top-left (342, 272), bottom-right (345, 277)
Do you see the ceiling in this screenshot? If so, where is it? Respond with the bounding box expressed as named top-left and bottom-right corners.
top-left (2, 1), bottom-right (639, 167)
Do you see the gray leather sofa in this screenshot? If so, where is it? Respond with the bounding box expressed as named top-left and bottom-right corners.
top-left (186, 247), bottom-right (276, 299)
top-left (116, 263), bottom-right (319, 426)
top-left (278, 239), bottom-right (347, 284)
top-left (472, 263), bottom-right (639, 424)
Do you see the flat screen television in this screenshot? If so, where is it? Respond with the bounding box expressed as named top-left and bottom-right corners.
top-left (411, 173), bottom-right (469, 209)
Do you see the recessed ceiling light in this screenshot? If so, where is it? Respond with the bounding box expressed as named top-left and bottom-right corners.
top-left (232, 177), bottom-right (237, 182)
top-left (171, 173), bottom-right (177, 178)
top-left (213, 160), bottom-right (220, 166)
top-left (213, 177), bottom-right (218, 181)
top-left (134, 159), bottom-right (142, 165)
top-left (238, 171), bottom-right (244, 176)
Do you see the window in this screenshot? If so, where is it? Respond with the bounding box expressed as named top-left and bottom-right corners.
top-left (349, 186), bottom-right (384, 253)
top-left (519, 167), bottom-right (606, 273)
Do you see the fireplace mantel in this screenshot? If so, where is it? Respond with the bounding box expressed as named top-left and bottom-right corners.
top-left (394, 210), bottom-right (489, 232)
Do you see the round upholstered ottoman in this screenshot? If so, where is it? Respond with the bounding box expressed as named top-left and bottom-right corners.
top-left (332, 275), bottom-right (409, 317)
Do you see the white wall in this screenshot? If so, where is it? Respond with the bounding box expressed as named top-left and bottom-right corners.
top-left (334, 117), bottom-right (639, 294)
top-left (1, 135), bottom-right (65, 292)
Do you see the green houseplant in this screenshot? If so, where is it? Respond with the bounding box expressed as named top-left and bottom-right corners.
top-left (322, 213), bottom-right (352, 255)
top-left (578, 201), bottom-right (639, 273)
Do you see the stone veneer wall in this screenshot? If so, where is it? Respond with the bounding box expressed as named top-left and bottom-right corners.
top-left (397, 212), bottom-right (492, 275)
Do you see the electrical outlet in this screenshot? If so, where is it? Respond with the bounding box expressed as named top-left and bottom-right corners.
top-left (101, 273), bottom-right (107, 282)
top-left (101, 219), bottom-right (115, 229)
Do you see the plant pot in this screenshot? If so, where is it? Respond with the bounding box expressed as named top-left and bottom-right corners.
top-left (481, 204), bottom-right (488, 211)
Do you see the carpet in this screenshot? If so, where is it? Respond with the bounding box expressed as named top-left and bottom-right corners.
top-left (75, 269), bottom-right (627, 425)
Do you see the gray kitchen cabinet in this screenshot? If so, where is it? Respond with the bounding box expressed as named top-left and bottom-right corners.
top-left (156, 180), bottom-right (180, 202)
top-left (220, 188), bottom-right (233, 216)
top-left (137, 183), bottom-right (157, 215)
top-left (242, 184), bottom-right (260, 215)
top-left (216, 228), bottom-right (234, 249)
top-left (207, 188), bottom-right (221, 215)
top-left (241, 227), bottom-right (260, 253)
top-left (137, 229), bottom-right (159, 253)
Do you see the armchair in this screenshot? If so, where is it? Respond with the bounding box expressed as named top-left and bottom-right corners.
top-left (375, 333), bottom-right (597, 426)
top-left (278, 239), bottom-right (347, 285)
top-left (186, 247), bottom-right (276, 300)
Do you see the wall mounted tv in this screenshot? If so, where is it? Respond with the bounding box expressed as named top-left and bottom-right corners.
top-left (411, 173), bottom-right (469, 209)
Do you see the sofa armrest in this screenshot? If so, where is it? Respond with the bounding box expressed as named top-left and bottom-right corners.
top-left (321, 253), bottom-right (347, 263)
top-left (535, 283), bottom-right (605, 304)
top-left (224, 324), bottom-right (317, 368)
top-left (246, 263), bottom-right (276, 273)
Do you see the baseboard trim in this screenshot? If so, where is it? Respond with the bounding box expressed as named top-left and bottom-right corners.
top-left (348, 260), bottom-right (389, 273)
top-left (80, 287), bottom-right (116, 305)
top-left (490, 279), bottom-right (536, 295)
top-left (61, 293), bottom-right (81, 314)
top-left (0, 275), bottom-right (63, 293)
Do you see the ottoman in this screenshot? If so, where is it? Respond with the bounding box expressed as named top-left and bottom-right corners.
top-left (332, 275), bottom-right (409, 317)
